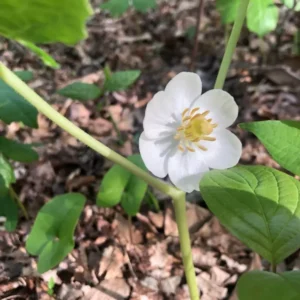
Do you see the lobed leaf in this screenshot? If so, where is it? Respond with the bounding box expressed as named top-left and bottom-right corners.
top-left (26, 193), bottom-right (86, 273)
top-left (200, 166), bottom-right (300, 265)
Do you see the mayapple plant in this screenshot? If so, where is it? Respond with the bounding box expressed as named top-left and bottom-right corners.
top-left (1, 0), bottom-right (300, 299)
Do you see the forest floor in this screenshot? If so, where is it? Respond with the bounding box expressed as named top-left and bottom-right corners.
top-left (1, 0), bottom-right (300, 299)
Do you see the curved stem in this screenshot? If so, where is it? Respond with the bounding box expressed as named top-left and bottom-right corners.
top-left (0, 63), bottom-right (174, 197)
top-left (214, 0), bottom-right (250, 89)
top-left (173, 190), bottom-right (199, 300)
top-left (0, 63), bottom-right (200, 299)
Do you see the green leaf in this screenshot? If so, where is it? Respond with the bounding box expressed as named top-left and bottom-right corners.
top-left (237, 270), bottom-right (300, 300)
top-left (0, 179), bottom-right (18, 232)
top-left (26, 193), bottom-right (86, 273)
top-left (240, 121), bottom-right (300, 176)
top-left (19, 40), bottom-right (60, 69)
top-left (0, 137), bottom-right (39, 163)
top-left (200, 166), bottom-right (300, 265)
top-left (104, 70), bottom-right (141, 92)
top-left (185, 26), bottom-right (196, 41)
top-left (57, 82), bottom-right (102, 101)
top-left (100, 0), bottom-right (130, 17)
top-left (282, 0), bottom-right (300, 10)
top-left (121, 154), bottom-right (147, 216)
top-left (0, 0), bottom-right (93, 44)
top-left (216, 0), bottom-right (240, 24)
top-left (0, 79), bottom-right (38, 128)
top-left (0, 154), bottom-right (15, 187)
top-left (97, 165), bottom-right (131, 207)
top-left (247, 0), bottom-right (279, 37)
top-left (14, 70), bottom-right (34, 82)
top-left (133, 0), bottom-right (156, 12)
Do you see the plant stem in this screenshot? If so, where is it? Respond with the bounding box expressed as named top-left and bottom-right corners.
top-left (214, 0), bottom-right (250, 89)
top-left (271, 262), bottom-right (277, 273)
top-left (173, 191), bottom-right (199, 300)
top-left (0, 63), bottom-right (173, 197)
top-left (9, 186), bottom-right (29, 220)
top-left (0, 63), bottom-right (199, 299)
top-left (190, 0), bottom-right (204, 71)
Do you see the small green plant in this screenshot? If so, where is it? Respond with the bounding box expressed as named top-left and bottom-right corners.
top-left (216, 0), bottom-right (300, 37)
top-left (101, 0), bottom-right (156, 17)
top-left (47, 277), bottom-right (55, 296)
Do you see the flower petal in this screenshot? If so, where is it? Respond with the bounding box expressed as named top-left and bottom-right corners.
top-left (201, 129), bottom-right (242, 169)
top-left (165, 72), bottom-right (202, 117)
top-left (143, 91), bottom-right (178, 139)
top-left (139, 132), bottom-right (176, 178)
top-left (191, 89), bottom-right (238, 128)
top-left (167, 151), bottom-right (209, 192)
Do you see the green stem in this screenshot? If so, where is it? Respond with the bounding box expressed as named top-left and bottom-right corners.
top-left (173, 191), bottom-right (199, 300)
top-left (214, 0), bottom-right (250, 89)
top-left (0, 63), bottom-right (199, 299)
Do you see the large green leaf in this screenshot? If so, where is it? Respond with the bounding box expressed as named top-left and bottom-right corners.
top-left (0, 79), bottom-right (38, 128)
top-left (0, 181), bottom-right (18, 232)
top-left (120, 155), bottom-right (148, 216)
top-left (247, 0), bottom-right (279, 37)
top-left (57, 82), bottom-right (102, 101)
top-left (240, 121), bottom-right (300, 176)
top-left (200, 166), bottom-right (300, 265)
top-left (97, 165), bottom-right (131, 207)
top-left (0, 0), bottom-right (92, 44)
top-left (0, 154), bottom-right (15, 187)
top-left (0, 137), bottom-right (38, 163)
top-left (237, 270), bottom-right (300, 300)
top-left (26, 193), bottom-right (86, 273)
top-left (216, 0), bottom-right (240, 24)
top-left (100, 0), bottom-right (130, 17)
top-left (104, 70), bottom-right (141, 92)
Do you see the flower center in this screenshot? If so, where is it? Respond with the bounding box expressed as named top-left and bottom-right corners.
top-left (174, 107), bottom-right (218, 152)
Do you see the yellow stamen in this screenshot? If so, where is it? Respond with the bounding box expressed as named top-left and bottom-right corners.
top-left (190, 107), bottom-right (200, 115)
top-left (186, 146), bottom-right (195, 152)
top-left (201, 110), bottom-right (210, 117)
top-left (197, 144), bottom-right (208, 151)
top-left (202, 136), bottom-right (216, 141)
top-left (181, 108), bottom-right (189, 118)
top-left (178, 145), bottom-right (185, 152)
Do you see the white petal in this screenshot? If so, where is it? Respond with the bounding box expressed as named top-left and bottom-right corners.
top-left (143, 91), bottom-right (178, 139)
top-left (165, 72), bottom-right (202, 118)
top-left (191, 89), bottom-right (238, 128)
top-left (167, 151), bottom-right (209, 193)
top-left (139, 132), bottom-right (176, 178)
top-left (201, 129), bottom-right (242, 169)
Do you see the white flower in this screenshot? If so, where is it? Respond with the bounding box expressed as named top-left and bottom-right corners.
top-left (139, 72), bottom-right (242, 193)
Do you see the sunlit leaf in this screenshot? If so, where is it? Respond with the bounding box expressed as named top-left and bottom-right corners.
top-left (216, 0), bottom-right (240, 24)
top-left (200, 166), bottom-right (300, 265)
top-left (0, 154), bottom-right (15, 187)
top-left (240, 121), bottom-right (300, 176)
top-left (0, 0), bottom-right (93, 44)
